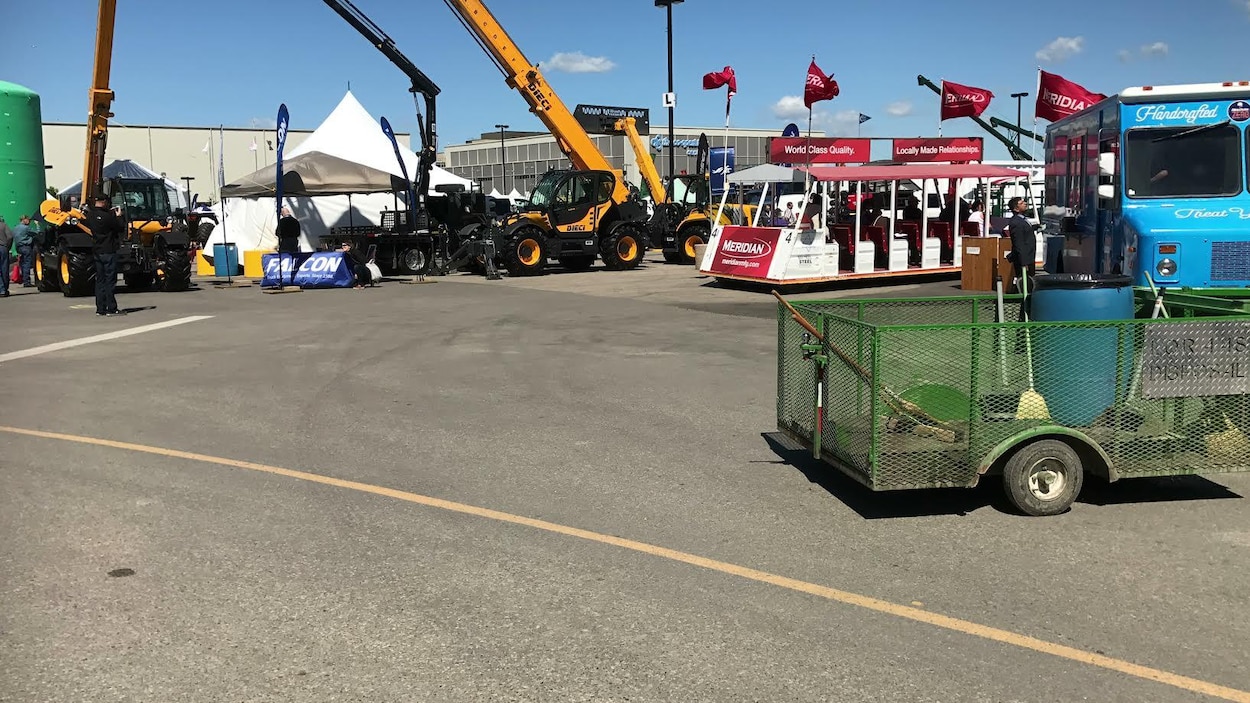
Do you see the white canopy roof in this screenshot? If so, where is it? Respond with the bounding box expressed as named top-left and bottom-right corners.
top-left (726, 163), bottom-right (805, 184)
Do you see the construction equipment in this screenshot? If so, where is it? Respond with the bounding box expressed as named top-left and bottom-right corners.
top-left (35, 0), bottom-right (192, 296)
top-left (438, 0), bottom-right (650, 276)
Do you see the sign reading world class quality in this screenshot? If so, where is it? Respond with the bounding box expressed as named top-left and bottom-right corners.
top-left (892, 137), bottom-right (983, 162)
top-left (768, 138), bottom-right (870, 164)
top-left (1140, 320), bottom-right (1250, 399)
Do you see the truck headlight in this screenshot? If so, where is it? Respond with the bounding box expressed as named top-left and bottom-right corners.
top-left (1156, 258), bottom-right (1177, 276)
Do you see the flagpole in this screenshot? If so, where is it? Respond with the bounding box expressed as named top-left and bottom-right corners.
top-left (219, 124), bottom-right (232, 284)
top-left (937, 77), bottom-right (944, 138)
top-left (805, 106), bottom-right (813, 191)
top-left (1031, 67), bottom-right (1042, 163)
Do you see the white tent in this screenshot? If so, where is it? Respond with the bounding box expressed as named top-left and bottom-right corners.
top-left (204, 91), bottom-right (472, 254)
top-left (60, 158), bottom-right (192, 210)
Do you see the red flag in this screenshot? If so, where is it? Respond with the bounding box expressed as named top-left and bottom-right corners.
top-left (1035, 70), bottom-right (1106, 122)
top-left (803, 60), bottom-right (839, 109)
top-left (702, 66), bottom-right (737, 98)
top-left (940, 80), bottom-right (994, 120)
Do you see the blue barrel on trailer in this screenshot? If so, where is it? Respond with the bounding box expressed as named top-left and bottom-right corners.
top-left (1029, 273), bottom-right (1136, 426)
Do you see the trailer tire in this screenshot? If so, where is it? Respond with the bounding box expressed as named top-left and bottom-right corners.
top-left (558, 255), bottom-right (594, 272)
top-left (158, 246), bottom-right (192, 292)
top-left (505, 228), bottom-right (548, 276)
top-left (59, 248), bottom-right (96, 297)
top-left (35, 249), bottom-right (60, 292)
top-left (678, 223), bottom-right (709, 264)
top-left (1002, 439), bottom-right (1084, 516)
top-left (600, 224), bottom-right (644, 271)
top-left (662, 251), bottom-right (684, 264)
top-left (401, 246), bottom-right (432, 275)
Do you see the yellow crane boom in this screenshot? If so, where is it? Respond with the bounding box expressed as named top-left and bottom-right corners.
top-left (83, 0), bottom-right (117, 200)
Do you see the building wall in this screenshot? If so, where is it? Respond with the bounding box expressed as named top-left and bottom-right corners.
top-left (41, 123), bottom-right (411, 204)
top-left (441, 126), bottom-right (825, 195)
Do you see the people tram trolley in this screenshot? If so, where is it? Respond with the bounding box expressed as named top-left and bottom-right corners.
top-left (86, 192), bottom-right (126, 316)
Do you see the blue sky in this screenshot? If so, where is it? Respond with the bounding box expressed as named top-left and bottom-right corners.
top-left (5, 0), bottom-right (1250, 162)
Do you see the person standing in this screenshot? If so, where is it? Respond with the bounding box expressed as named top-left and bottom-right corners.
top-left (276, 206), bottom-right (302, 253)
top-left (14, 215), bottom-right (35, 287)
top-left (0, 215), bottom-right (12, 298)
top-left (87, 193), bottom-right (125, 316)
top-left (1005, 196), bottom-right (1036, 320)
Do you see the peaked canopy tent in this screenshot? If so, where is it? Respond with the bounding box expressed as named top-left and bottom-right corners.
top-left (203, 90), bottom-right (473, 255)
top-left (60, 159), bottom-right (191, 209)
top-left (725, 163), bottom-right (806, 184)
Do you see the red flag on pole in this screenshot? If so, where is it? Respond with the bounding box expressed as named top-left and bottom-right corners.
top-left (803, 60), bottom-right (839, 108)
top-left (1035, 70), bottom-right (1106, 122)
top-left (940, 80), bottom-right (994, 120)
top-left (702, 66), bottom-right (737, 97)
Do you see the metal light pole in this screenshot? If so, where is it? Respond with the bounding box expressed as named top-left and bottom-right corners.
top-left (495, 123), bottom-right (509, 193)
top-left (181, 176), bottom-right (195, 209)
top-left (655, 0), bottom-right (683, 182)
top-left (1010, 92), bottom-right (1029, 149)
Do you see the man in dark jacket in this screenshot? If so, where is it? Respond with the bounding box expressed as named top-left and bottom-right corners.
top-left (277, 207), bottom-right (301, 253)
top-left (0, 215), bottom-right (12, 297)
top-left (87, 193), bottom-right (126, 316)
top-left (1004, 196), bottom-right (1036, 321)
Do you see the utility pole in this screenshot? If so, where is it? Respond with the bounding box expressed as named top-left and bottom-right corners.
top-left (1010, 92), bottom-right (1030, 149)
top-left (495, 123), bottom-right (509, 193)
top-left (181, 176), bottom-right (195, 209)
top-left (656, 0), bottom-right (683, 182)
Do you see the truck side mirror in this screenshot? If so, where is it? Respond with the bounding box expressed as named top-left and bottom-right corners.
top-left (1097, 184), bottom-right (1115, 200)
top-left (1098, 153), bottom-right (1116, 178)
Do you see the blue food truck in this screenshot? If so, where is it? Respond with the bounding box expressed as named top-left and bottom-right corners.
top-left (1042, 81), bottom-right (1250, 297)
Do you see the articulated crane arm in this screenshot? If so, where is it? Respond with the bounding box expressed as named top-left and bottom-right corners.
top-left (441, 0), bottom-right (631, 204)
top-left (323, 0), bottom-right (439, 206)
top-left (614, 117), bottom-right (665, 203)
top-left (83, 0), bottom-right (118, 199)
top-left (916, 74), bottom-right (1032, 161)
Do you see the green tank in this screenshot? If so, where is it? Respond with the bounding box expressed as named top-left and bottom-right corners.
top-left (0, 80), bottom-right (47, 227)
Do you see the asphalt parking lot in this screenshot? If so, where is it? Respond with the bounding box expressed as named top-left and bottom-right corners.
top-left (2, 254), bottom-right (1248, 702)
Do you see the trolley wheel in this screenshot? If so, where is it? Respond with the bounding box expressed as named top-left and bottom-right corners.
top-left (505, 228), bottom-right (548, 276)
top-left (661, 250), bottom-right (683, 264)
top-left (1002, 439), bottom-right (1085, 516)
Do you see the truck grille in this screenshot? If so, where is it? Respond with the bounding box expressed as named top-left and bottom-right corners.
top-left (1211, 241), bottom-right (1250, 281)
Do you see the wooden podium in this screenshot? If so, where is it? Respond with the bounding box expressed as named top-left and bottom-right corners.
top-left (960, 236), bottom-right (1014, 292)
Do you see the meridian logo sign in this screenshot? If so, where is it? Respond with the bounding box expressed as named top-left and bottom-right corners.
top-left (707, 226), bottom-right (783, 278)
top-left (721, 238), bottom-right (772, 258)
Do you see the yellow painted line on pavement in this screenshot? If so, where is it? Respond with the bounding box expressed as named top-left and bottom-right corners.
top-left (2, 424), bottom-right (1247, 703)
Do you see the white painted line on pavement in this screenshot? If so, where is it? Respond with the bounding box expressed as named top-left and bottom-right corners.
top-left (0, 315), bottom-right (215, 364)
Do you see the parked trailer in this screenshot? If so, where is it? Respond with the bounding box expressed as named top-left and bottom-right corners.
top-left (699, 163), bottom-right (1043, 287)
top-left (774, 290), bottom-right (1250, 516)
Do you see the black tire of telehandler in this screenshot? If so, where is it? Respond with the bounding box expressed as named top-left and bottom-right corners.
top-left (35, 249), bottom-right (60, 292)
top-left (158, 247), bottom-right (192, 292)
top-left (60, 249), bottom-right (96, 298)
top-left (505, 228), bottom-right (548, 277)
top-left (599, 224), bottom-right (645, 271)
top-left (678, 223), bottom-right (710, 265)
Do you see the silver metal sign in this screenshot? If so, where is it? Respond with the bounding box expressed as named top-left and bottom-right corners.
top-left (1140, 320), bottom-right (1250, 399)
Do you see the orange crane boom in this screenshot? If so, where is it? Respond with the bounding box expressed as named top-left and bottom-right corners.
top-left (83, 0), bottom-right (117, 199)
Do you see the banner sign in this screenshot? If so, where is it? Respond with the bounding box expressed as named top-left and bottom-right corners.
top-left (705, 226), bottom-right (782, 277)
top-left (274, 103), bottom-right (290, 218)
top-left (261, 252), bottom-right (355, 288)
top-left (768, 137), bottom-right (870, 164)
top-left (1140, 320), bottom-right (1250, 398)
top-left (892, 137), bottom-right (984, 162)
top-left (1036, 70), bottom-right (1106, 122)
top-left (940, 80), bottom-right (994, 120)
top-left (573, 104), bottom-right (650, 135)
top-left (710, 146), bottom-right (735, 195)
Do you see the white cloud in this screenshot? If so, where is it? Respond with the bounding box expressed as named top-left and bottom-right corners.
top-left (543, 51), bottom-right (616, 73)
top-left (1140, 41), bottom-right (1169, 57)
top-left (770, 97), bottom-right (861, 136)
top-left (886, 100), bottom-right (913, 117)
top-left (771, 95), bottom-right (808, 120)
top-left (1036, 36), bottom-right (1085, 62)
top-left (1117, 49), bottom-right (1134, 63)
top-left (249, 116), bottom-right (278, 129)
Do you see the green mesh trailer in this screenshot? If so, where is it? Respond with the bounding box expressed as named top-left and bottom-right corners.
top-left (776, 294), bottom-right (1250, 516)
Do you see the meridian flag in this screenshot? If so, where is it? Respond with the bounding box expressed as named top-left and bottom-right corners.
top-left (1035, 70), bottom-right (1107, 122)
top-left (702, 66), bottom-right (737, 97)
top-left (940, 80), bottom-right (994, 120)
top-left (804, 60), bottom-right (838, 108)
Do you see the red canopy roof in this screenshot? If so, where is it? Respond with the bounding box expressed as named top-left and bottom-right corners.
top-left (800, 163), bottom-right (1030, 182)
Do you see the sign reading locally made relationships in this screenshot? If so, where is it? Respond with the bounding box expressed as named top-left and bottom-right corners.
top-left (1140, 320), bottom-right (1250, 399)
top-left (892, 137), bottom-right (983, 162)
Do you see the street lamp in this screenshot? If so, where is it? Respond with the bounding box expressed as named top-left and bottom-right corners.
top-left (181, 176), bottom-right (195, 209)
top-left (655, 0), bottom-right (683, 183)
top-left (1010, 92), bottom-right (1030, 149)
top-left (494, 123), bottom-right (509, 193)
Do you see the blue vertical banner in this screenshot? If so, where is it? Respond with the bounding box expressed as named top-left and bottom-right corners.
top-left (275, 103), bottom-right (290, 218)
top-left (380, 116), bottom-right (416, 219)
top-left (710, 146), bottom-right (735, 197)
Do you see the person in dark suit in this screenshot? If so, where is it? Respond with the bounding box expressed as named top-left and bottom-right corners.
top-left (339, 241), bottom-right (372, 289)
top-left (87, 193), bottom-right (126, 316)
top-left (276, 207), bottom-right (302, 253)
top-left (1005, 196), bottom-right (1036, 321)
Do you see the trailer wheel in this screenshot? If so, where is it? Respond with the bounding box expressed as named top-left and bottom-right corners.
top-left (59, 249), bottom-right (96, 298)
top-left (662, 251), bottom-right (683, 264)
top-left (600, 224), bottom-right (644, 271)
top-left (558, 255), bottom-right (594, 271)
top-left (158, 246), bottom-right (192, 292)
top-left (401, 246), bottom-right (432, 275)
top-left (679, 224), bottom-right (709, 264)
top-left (505, 228), bottom-right (548, 276)
top-left (35, 250), bottom-right (60, 292)
top-left (1002, 439), bottom-right (1085, 516)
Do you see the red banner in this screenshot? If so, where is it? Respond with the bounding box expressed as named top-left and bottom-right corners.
top-left (706, 226), bottom-right (781, 277)
top-left (940, 80), bottom-right (994, 120)
top-left (804, 60), bottom-right (839, 108)
top-left (892, 137), bottom-right (984, 162)
top-left (1036, 70), bottom-right (1106, 122)
top-left (768, 137), bottom-right (870, 164)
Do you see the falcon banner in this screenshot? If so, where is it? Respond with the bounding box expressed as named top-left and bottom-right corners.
top-left (1036, 70), bottom-right (1107, 122)
top-left (940, 80), bottom-right (994, 120)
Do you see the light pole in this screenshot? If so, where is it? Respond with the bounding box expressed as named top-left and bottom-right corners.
top-left (655, 0), bottom-right (683, 183)
top-left (495, 123), bottom-right (509, 193)
top-left (1010, 92), bottom-right (1029, 149)
top-left (181, 176), bottom-right (195, 209)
